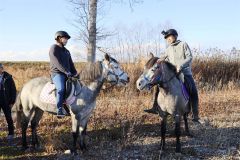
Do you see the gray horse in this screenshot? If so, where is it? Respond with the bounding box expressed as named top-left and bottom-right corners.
top-left (15, 54), bottom-right (129, 153)
top-left (136, 55), bottom-right (191, 153)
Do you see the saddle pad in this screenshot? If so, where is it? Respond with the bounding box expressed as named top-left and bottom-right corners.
top-left (40, 82), bottom-right (76, 105)
top-left (180, 81), bottom-right (189, 102)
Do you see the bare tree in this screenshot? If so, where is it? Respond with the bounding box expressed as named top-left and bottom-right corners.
top-left (69, 0), bottom-right (143, 62)
top-left (87, 0), bottom-right (97, 62)
top-left (99, 23), bottom-right (164, 62)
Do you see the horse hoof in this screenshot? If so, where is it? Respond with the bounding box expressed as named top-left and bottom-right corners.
top-left (21, 146), bottom-right (29, 152)
top-left (80, 148), bottom-right (88, 154)
top-left (159, 142), bottom-right (165, 151)
top-left (188, 133), bottom-right (194, 138)
top-left (80, 144), bottom-right (87, 152)
top-left (185, 132), bottom-right (194, 138)
top-left (82, 147), bottom-right (88, 153)
top-left (32, 145), bottom-right (42, 151)
top-left (69, 149), bottom-right (78, 155)
top-left (64, 149), bottom-right (71, 154)
top-left (175, 152), bottom-right (182, 157)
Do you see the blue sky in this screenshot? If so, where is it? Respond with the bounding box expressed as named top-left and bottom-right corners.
top-left (0, 0), bottom-right (240, 61)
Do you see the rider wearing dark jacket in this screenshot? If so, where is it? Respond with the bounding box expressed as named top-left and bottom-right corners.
top-left (0, 64), bottom-right (16, 139)
top-left (144, 29), bottom-right (202, 124)
top-left (49, 31), bottom-right (77, 117)
top-left (49, 44), bottom-right (77, 76)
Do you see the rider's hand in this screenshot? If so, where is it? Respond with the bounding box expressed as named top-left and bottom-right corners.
top-left (9, 104), bottom-right (14, 109)
top-left (73, 73), bottom-right (79, 79)
top-left (176, 67), bottom-right (181, 73)
top-left (66, 72), bottom-right (72, 78)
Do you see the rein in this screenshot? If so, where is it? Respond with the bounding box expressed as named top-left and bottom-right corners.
top-left (153, 62), bottom-right (177, 85)
top-left (100, 61), bottom-right (122, 90)
top-left (101, 82), bottom-right (117, 91)
top-left (68, 61), bottom-right (121, 93)
top-left (66, 77), bottom-right (83, 96)
top-left (101, 68), bottom-right (118, 91)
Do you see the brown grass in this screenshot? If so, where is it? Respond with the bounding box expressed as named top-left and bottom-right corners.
top-left (2, 56), bottom-right (240, 91)
top-left (0, 57), bottom-right (240, 159)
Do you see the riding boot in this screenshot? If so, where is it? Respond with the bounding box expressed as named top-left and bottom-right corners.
top-left (144, 86), bottom-right (159, 114)
top-left (63, 104), bottom-right (70, 116)
top-left (190, 85), bottom-right (199, 122)
top-left (7, 134), bottom-right (15, 146)
top-left (57, 107), bottom-right (65, 118)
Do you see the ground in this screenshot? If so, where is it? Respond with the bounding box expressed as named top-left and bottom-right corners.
top-left (0, 89), bottom-right (240, 160)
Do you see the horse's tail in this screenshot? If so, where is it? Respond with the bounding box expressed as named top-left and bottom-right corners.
top-left (14, 91), bottom-right (23, 129)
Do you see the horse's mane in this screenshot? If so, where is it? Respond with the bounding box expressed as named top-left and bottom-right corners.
top-left (145, 57), bottom-right (177, 73)
top-left (164, 61), bottom-right (177, 74)
top-left (79, 61), bottom-right (103, 82)
top-left (145, 57), bottom-right (159, 69)
top-left (110, 57), bottom-right (118, 64)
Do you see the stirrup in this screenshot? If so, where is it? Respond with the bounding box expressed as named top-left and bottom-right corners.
top-left (192, 119), bottom-right (205, 125)
top-left (144, 108), bottom-right (158, 114)
top-left (57, 111), bottom-right (65, 118)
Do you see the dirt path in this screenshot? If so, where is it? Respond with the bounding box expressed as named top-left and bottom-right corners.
top-left (0, 90), bottom-right (240, 159)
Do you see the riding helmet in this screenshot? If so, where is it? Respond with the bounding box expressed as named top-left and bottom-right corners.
top-left (54, 31), bottom-right (71, 40)
top-left (161, 29), bottom-right (178, 39)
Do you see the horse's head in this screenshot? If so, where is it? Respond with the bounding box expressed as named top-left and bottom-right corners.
top-left (136, 55), bottom-right (161, 90)
top-left (136, 55), bottom-right (177, 90)
top-left (102, 54), bottom-right (130, 86)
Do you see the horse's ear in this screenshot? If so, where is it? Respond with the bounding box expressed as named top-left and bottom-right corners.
top-left (149, 52), bottom-right (154, 59)
top-left (104, 53), bottom-right (110, 61)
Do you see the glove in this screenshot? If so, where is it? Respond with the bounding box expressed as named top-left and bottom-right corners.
top-left (73, 73), bottom-right (80, 79)
top-left (66, 72), bottom-right (72, 78)
top-left (176, 66), bottom-right (181, 73)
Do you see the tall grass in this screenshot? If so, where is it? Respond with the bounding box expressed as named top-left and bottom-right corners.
top-left (1, 53), bottom-right (240, 159)
top-left (1, 54), bottom-right (240, 92)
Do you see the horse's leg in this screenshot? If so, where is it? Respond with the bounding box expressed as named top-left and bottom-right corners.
top-left (21, 113), bottom-right (30, 150)
top-left (82, 124), bottom-right (87, 135)
top-left (79, 124), bottom-right (87, 151)
top-left (175, 114), bottom-right (181, 153)
top-left (71, 115), bottom-right (79, 154)
top-left (183, 113), bottom-right (192, 137)
top-left (72, 130), bottom-right (79, 154)
top-left (160, 116), bottom-right (166, 151)
top-left (31, 108), bottom-right (44, 149)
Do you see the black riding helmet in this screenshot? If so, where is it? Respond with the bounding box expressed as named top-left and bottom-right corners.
top-left (161, 29), bottom-right (178, 39)
top-left (54, 31), bottom-right (71, 40)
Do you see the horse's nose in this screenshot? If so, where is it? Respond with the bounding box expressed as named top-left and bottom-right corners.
top-left (137, 81), bottom-right (141, 87)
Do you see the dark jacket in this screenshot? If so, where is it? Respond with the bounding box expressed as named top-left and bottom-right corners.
top-left (49, 44), bottom-right (77, 76)
top-left (0, 71), bottom-right (17, 105)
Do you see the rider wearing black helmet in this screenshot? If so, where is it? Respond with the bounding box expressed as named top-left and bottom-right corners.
top-left (161, 29), bottom-right (178, 39)
top-left (55, 31), bottom-right (71, 40)
top-left (144, 28), bottom-right (202, 124)
top-left (49, 31), bottom-right (77, 117)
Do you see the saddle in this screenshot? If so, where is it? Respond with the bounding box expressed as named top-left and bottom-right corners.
top-left (65, 80), bottom-right (73, 99)
top-left (40, 80), bottom-right (76, 108)
top-left (176, 73), bottom-right (192, 100)
top-left (179, 76), bottom-right (193, 109)
top-left (184, 77), bottom-right (193, 96)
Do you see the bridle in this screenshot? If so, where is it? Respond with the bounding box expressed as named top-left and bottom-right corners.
top-left (149, 62), bottom-right (177, 86)
top-left (102, 61), bottom-right (125, 85)
top-left (67, 60), bottom-right (126, 93)
top-left (66, 77), bottom-right (82, 96)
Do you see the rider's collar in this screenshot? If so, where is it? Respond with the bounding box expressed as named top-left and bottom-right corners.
top-left (170, 40), bottom-right (181, 46)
